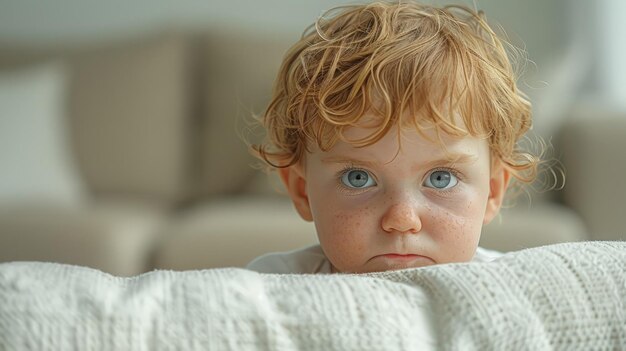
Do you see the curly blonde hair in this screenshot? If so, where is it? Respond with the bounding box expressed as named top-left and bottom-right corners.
top-left (252, 1), bottom-right (539, 184)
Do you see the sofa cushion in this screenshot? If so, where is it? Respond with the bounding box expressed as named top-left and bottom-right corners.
top-left (198, 30), bottom-right (296, 196)
top-left (71, 34), bottom-right (196, 204)
top-left (0, 199), bottom-right (167, 276)
top-left (152, 197), bottom-right (318, 270)
top-left (0, 33), bottom-right (196, 206)
top-left (480, 204), bottom-right (588, 252)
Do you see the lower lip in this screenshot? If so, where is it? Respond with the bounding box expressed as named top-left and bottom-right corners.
top-left (378, 254), bottom-right (434, 265)
top-left (383, 254), bottom-right (420, 259)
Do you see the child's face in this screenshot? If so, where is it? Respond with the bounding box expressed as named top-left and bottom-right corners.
top-left (280, 118), bottom-right (510, 273)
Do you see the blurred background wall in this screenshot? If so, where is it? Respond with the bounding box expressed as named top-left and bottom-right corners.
top-left (1, 0), bottom-right (624, 133)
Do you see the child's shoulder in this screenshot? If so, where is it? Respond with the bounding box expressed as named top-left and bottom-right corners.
top-left (245, 244), bottom-right (332, 274)
top-left (473, 247), bottom-right (504, 262)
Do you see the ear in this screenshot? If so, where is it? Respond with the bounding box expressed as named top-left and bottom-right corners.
top-left (483, 162), bottom-right (512, 225)
top-left (278, 165), bottom-right (313, 222)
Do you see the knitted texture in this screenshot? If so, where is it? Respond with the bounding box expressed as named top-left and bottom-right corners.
top-left (1, 241), bottom-right (624, 350)
top-left (378, 241), bottom-right (626, 350)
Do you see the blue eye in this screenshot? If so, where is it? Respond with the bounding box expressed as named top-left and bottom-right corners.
top-left (341, 169), bottom-right (376, 188)
top-left (424, 170), bottom-right (458, 189)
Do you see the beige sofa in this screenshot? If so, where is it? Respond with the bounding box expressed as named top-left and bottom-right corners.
top-left (0, 29), bottom-right (621, 276)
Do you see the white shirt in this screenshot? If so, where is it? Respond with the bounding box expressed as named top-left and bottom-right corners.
top-left (246, 244), bottom-right (503, 274)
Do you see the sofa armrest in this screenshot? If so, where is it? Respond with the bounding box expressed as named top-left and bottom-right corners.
top-left (558, 110), bottom-right (626, 241)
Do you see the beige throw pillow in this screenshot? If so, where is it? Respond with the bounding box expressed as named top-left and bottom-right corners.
top-left (0, 62), bottom-right (85, 205)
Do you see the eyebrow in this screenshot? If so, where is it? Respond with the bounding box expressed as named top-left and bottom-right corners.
top-left (321, 153), bottom-right (479, 168)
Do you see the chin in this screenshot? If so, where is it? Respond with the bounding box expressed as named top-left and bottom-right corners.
top-left (359, 254), bottom-right (437, 273)
top-left (386, 261), bottom-right (436, 272)
top-left (348, 262), bottom-right (435, 274)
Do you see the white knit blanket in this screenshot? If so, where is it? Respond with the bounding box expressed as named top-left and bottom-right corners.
top-left (1, 242), bottom-right (625, 350)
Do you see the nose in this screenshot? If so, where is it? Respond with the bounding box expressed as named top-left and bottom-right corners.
top-left (381, 200), bottom-right (422, 234)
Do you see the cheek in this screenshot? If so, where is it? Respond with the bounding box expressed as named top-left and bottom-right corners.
top-left (312, 201), bottom-right (376, 269)
top-left (427, 195), bottom-right (487, 262)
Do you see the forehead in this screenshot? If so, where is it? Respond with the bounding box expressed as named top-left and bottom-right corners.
top-left (341, 108), bottom-right (479, 149)
top-left (350, 121), bottom-right (481, 149)
top-left (316, 121), bottom-right (489, 168)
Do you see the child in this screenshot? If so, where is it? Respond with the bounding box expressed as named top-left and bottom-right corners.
top-left (246, 1), bottom-right (538, 274)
